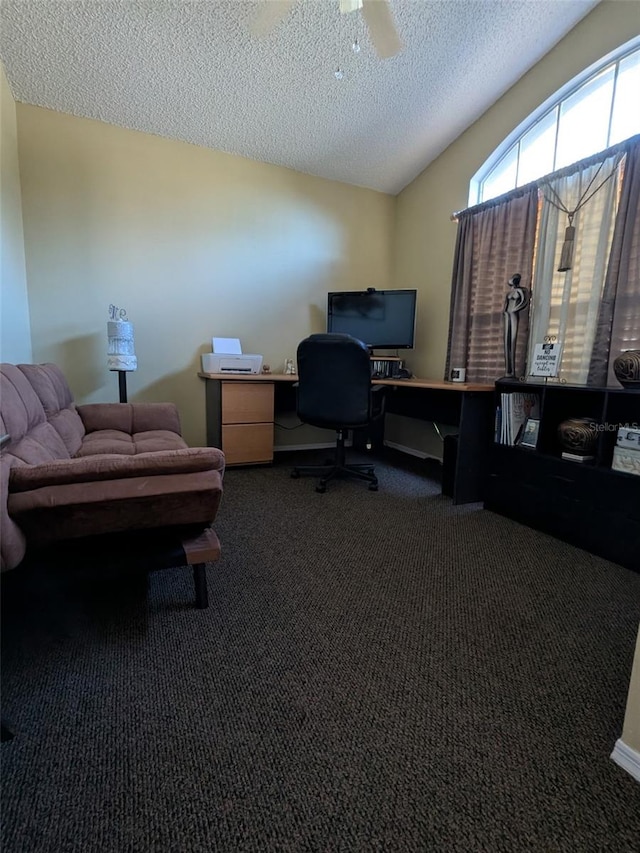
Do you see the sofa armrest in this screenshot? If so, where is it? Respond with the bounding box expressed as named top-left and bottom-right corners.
top-left (77, 402), bottom-right (182, 435)
top-left (2, 452), bottom-right (27, 571)
top-left (9, 447), bottom-right (225, 493)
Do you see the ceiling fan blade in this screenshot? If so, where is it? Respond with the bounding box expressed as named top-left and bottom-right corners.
top-left (250, 0), bottom-right (296, 38)
top-left (362, 0), bottom-right (402, 59)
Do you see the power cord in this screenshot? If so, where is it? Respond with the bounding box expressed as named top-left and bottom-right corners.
top-left (432, 422), bottom-right (445, 442)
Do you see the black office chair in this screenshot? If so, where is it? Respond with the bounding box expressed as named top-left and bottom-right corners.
top-left (291, 333), bottom-right (385, 493)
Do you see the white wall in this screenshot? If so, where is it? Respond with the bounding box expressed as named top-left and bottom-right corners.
top-left (0, 61), bottom-right (31, 364)
top-left (621, 627), bottom-right (640, 757)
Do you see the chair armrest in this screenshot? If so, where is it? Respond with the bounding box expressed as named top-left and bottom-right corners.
top-left (77, 402), bottom-right (182, 435)
top-left (9, 448), bottom-right (225, 493)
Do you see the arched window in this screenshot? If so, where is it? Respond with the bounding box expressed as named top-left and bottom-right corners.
top-left (469, 37), bottom-right (640, 206)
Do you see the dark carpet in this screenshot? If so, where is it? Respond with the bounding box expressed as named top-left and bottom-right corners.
top-left (2, 452), bottom-right (640, 852)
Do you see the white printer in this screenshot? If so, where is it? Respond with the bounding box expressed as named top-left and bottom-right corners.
top-left (201, 337), bottom-right (263, 375)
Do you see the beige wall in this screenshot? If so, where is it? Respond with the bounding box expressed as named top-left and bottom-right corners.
top-left (0, 61), bottom-right (31, 363)
top-left (16, 106), bottom-right (395, 446)
top-left (388, 0), bottom-right (640, 458)
top-left (622, 627), bottom-right (640, 755)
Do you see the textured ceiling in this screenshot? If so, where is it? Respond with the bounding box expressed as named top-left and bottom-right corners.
top-left (0, 0), bottom-right (600, 194)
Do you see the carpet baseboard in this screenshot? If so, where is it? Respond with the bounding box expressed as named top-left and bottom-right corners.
top-left (274, 442), bottom-right (346, 453)
top-left (383, 440), bottom-right (441, 462)
top-left (274, 440), bottom-right (442, 460)
top-left (611, 738), bottom-right (640, 783)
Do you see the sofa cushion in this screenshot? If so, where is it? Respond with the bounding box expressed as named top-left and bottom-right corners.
top-left (0, 364), bottom-right (70, 464)
top-left (10, 447), bottom-right (225, 491)
top-left (8, 470), bottom-right (224, 545)
top-left (1, 364), bottom-right (47, 442)
top-left (78, 403), bottom-right (182, 435)
top-left (77, 429), bottom-right (188, 456)
top-left (17, 363), bottom-right (85, 456)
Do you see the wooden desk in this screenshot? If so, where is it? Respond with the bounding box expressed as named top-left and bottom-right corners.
top-left (373, 378), bottom-right (494, 503)
top-left (198, 373), bottom-right (293, 465)
top-left (198, 372), bottom-right (493, 502)
top-left (372, 378), bottom-right (493, 393)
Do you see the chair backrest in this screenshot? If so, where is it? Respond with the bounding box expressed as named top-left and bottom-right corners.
top-left (296, 334), bottom-right (372, 430)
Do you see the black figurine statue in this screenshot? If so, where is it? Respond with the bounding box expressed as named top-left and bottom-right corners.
top-left (503, 273), bottom-right (529, 378)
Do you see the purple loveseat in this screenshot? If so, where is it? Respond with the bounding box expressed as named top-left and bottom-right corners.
top-left (1, 363), bottom-right (224, 606)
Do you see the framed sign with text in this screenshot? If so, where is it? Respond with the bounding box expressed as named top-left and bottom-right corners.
top-left (530, 342), bottom-right (562, 377)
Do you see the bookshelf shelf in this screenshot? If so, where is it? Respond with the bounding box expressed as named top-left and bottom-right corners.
top-left (485, 379), bottom-right (640, 572)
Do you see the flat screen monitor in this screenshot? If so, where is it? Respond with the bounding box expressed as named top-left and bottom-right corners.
top-left (327, 289), bottom-right (417, 350)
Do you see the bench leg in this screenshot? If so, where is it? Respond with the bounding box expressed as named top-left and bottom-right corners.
top-left (193, 563), bottom-right (209, 609)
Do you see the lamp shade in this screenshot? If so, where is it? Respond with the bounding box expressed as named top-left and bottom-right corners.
top-left (107, 320), bottom-right (137, 371)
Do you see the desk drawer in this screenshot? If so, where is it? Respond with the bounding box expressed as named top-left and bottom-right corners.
top-left (222, 382), bottom-right (274, 424)
top-left (222, 423), bottom-right (274, 465)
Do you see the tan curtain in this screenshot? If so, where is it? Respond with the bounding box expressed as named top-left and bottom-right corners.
top-left (445, 188), bottom-right (538, 384)
top-left (588, 136), bottom-right (640, 386)
top-left (527, 152), bottom-right (623, 384)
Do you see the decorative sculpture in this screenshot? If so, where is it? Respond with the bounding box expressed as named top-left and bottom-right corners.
top-left (503, 273), bottom-right (529, 378)
top-left (557, 417), bottom-right (599, 460)
top-left (613, 349), bottom-right (640, 389)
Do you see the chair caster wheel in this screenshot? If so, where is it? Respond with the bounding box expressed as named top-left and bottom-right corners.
top-left (291, 470), bottom-right (300, 479)
top-left (368, 483), bottom-right (378, 491)
top-left (316, 483), bottom-right (326, 493)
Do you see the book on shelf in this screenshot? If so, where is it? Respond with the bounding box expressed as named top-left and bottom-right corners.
top-left (370, 358), bottom-right (403, 379)
top-left (612, 445), bottom-right (640, 476)
top-left (616, 426), bottom-right (640, 451)
top-left (495, 391), bottom-right (541, 445)
top-left (561, 452), bottom-right (595, 463)
top-left (519, 418), bottom-right (540, 449)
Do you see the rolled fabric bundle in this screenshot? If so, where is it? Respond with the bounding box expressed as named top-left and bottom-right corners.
top-left (107, 320), bottom-right (137, 371)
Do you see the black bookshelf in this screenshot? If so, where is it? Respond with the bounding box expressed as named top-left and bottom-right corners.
top-left (484, 378), bottom-right (640, 572)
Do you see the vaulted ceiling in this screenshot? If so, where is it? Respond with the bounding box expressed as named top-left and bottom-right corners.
top-left (0, 1), bottom-right (600, 194)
